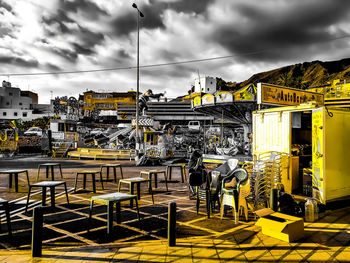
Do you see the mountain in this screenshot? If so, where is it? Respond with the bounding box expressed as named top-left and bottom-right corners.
top-left (227, 58), bottom-right (350, 90)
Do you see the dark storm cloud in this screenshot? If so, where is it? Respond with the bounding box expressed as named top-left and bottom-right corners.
top-left (162, 0), bottom-right (214, 14)
top-left (72, 43), bottom-right (94, 55)
top-left (214, 0), bottom-right (350, 62)
top-left (42, 10), bottom-right (74, 34)
top-left (41, 13), bottom-right (104, 60)
top-left (110, 5), bottom-right (165, 37)
top-left (45, 63), bottom-right (62, 71)
top-left (0, 56), bottom-right (38, 67)
top-left (111, 0), bottom-right (214, 37)
top-left (0, 0), bottom-right (13, 13)
top-left (0, 25), bottom-right (14, 38)
top-left (78, 26), bottom-right (104, 47)
top-left (51, 47), bottom-right (78, 62)
top-left (58, 0), bottom-right (109, 19)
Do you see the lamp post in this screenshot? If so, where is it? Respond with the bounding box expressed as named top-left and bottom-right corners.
top-left (132, 3), bottom-right (144, 159)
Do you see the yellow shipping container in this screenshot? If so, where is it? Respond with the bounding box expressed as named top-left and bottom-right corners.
top-left (253, 103), bottom-right (350, 204)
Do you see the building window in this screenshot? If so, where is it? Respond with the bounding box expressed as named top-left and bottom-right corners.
top-left (9, 92), bottom-right (12, 96)
top-left (22, 112), bottom-right (27, 117)
top-left (19, 102), bottom-right (22, 105)
top-left (2, 112), bottom-right (6, 116)
top-left (6, 102), bottom-right (9, 105)
top-left (14, 112), bottom-right (18, 116)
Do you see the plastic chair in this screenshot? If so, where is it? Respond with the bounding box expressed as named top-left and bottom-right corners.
top-left (194, 159), bottom-right (239, 218)
top-left (220, 168), bottom-right (248, 224)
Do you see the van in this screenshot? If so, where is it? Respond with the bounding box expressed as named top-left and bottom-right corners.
top-left (188, 121), bottom-right (201, 131)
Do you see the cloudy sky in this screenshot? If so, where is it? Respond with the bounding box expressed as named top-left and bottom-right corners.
top-left (0, 0), bottom-right (350, 103)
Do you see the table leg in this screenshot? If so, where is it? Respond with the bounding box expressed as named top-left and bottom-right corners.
top-left (147, 173), bottom-right (151, 193)
top-left (36, 166), bottom-right (41, 181)
top-left (63, 183), bottom-right (69, 205)
top-left (149, 182), bottom-right (154, 204)
top-left (99, 172), bottom-right (104, 190)
top-left (136, 183), bottom-right (141, 200)
top-left (50, 186), bottom-right (55, 208)
top-left (83, 174), bottom-right (86, 189)
top-left (106, 167), bottom-right (110, 181)
top-left (119, 166), bottom-right (124, 179)
top-left (74, 173), bottom-right (79, 192)
top-left (51, 167), bottom-right (54, 181)
top-left (107, 202), bottom-right (113, 235)
top-left (14, 173), bottom-right (19, 192)
top-left (168, 166), bottom-right (172, 180)
top-left (8, 173), bottom-right (12, 188)
top-left (25, 186), bottom-right (32, 213)
top-left (59, 164), bottom-right (63, 178)
top-left (113, 167), bottom-right (117, 182)
top-left (154, 173), bottom-right (158, 189)
top-left (25, 170), bottom-right (30, 186)
top-left (129, 183), bottom-right (134, 208)
top-left (91, 173), bottom-right (96, 193)
top-left (42, 187), bottom-right (47, 206)
top-left (164, 172), bottom-right (168, 191)
top-left (180, 167), bottom-right (184, 183)
top-left (115, 202), bottom-right (121, 224)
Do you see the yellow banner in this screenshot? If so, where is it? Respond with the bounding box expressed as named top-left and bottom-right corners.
top-left (312, 108), bottom-right (324, 203)
top-left (193, 96), bottom-right (201, 107)
top-left (257, 83), bottom-right (323, 106)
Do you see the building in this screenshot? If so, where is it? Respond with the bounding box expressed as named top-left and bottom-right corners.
top-left (307, 79), bottom-right (350, 108)
top-left (0, 80), bottom-right (53, 121)
top-left (194, 76), bottom-right (217, 94)
top-left (82, 90), bottom-right (136, 117)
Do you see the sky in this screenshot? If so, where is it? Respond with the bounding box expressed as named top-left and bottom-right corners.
top-left (0, 0), bottom-right (350, 104)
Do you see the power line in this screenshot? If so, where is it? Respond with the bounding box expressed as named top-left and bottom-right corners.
top-left (1, 34), bottom-right (350, 77)
top-left (0, 49), bottom-right (267, 77)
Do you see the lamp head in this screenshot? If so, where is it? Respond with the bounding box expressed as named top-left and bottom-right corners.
top-left (132, 3), bottom-right (137, 8)
top-left (140, 11), bottom-right (144, 17)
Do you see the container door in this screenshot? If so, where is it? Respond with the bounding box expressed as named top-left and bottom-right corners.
top-left (253, 111), bottom-right (290, 155)
top-left (312, 108), bottom-right (325, 203)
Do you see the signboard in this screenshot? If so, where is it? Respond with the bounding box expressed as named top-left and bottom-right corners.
top-left (215, 91), bottom-right (233, 103)
top-left (132, 117), bottom-right (154, 127)
top-left (192, 96), bottom-right (201, 107)
top-left (201, 94), bottom-right (215, 105)
top-left (257, 83), bottom-right (324, 106)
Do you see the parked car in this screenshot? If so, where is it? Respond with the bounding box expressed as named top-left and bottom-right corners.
top-left (188, 121), bottom-right (201, 131)
top-left (24, 127), bottom-right (42, 136)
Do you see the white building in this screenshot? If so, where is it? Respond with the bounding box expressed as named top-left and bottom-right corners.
top-left (194, 76), bottom-right (217, 94)
top-left (0, 81), bottom-right (53, 121)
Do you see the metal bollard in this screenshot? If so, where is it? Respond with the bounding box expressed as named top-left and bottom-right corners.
top-left (168, 202), bottom-right (176, 247)
top-left (32, 206), bottom-right (43, 257)
top-left (48, 129), bottom-right (52, 157)
top-left (270, 188), bottom-right (278, 211)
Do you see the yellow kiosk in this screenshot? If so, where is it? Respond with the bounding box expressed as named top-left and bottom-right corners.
top-left (253, 83), bottom-right (350, 204)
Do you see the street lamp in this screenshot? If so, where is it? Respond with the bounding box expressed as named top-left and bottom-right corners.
top-left (132, 3), bottom-right (144, 158)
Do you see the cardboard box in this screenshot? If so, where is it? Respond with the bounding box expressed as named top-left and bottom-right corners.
top-left (255, 208), bottom-right (304, 242)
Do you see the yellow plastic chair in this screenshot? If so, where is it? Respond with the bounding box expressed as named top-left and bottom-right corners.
top-left (220, 168), bottom-right (248, 224)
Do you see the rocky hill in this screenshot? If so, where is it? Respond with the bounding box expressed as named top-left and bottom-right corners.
top-left (227, 57), bottom-right (350, 90)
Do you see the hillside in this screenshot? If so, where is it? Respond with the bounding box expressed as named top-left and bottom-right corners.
top-left (227, 57), bottom-right (350, 90)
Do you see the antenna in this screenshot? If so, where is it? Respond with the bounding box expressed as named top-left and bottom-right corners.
top-left (197, 69), bottom-right (202, 92)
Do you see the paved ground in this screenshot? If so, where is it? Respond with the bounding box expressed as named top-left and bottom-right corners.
top-left (0, 156), bottom-right (350, 262)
